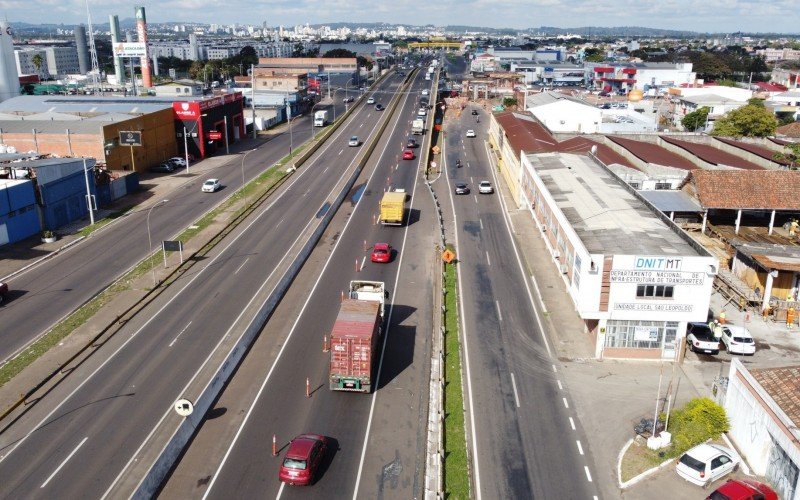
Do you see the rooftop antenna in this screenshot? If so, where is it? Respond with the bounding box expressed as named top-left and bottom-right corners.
top-left (84, 0), bottom-right (101, 89)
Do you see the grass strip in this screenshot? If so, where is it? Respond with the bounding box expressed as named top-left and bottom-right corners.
top-left (443, 262), bottom-right (470, 498)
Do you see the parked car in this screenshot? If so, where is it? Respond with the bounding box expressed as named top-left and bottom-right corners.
top-left (168, 156), bottom-right (188, 168)
top-left (402, 149), bottom-right (415, 160)
top-left (348, 136), bottom-right (360, 147)
top-left (676, 443), bottom-right (739, 488)
top-left (479, 181), bottom-right (494, 194)
top-left (417, 107), bottom-right (427, 116)
top-left (367, 97), bottom-right (375, 104)
top-left (686, 322), bottom-right (721, 355)
top-left (720, 325), bottom-right (756, 355)
top-left (370, 243), bottom-right (392, 263)
top-left (342, 96), bottom-right (354, 103)
top-left (465, 130), bottom-right (476, 138)
top-left (706, 479), bottom-right (778, 500)
top-left (201, 178), bottom-right (221, 193)
top-left (454, 182), bottom-right (470, 195)
top-left (149, 161), bottom-right (176, 173)
top-left (278, 434), bottom-right (328, 486)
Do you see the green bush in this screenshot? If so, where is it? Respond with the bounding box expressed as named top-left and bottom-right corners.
top-left (668, 397), bottom-right (729, 456)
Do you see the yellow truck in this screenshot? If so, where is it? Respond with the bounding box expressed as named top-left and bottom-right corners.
top-left (379, 190), bottom-right (406, 225)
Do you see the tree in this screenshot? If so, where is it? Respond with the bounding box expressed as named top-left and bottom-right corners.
top-left (583, 48), bottom-right (604, 62)
top-left (357, 55), bottom-right (373, 72)
top-left (323, 48), bottom-right (356, 58)
top-left (689, 52), bottom-right (731, 80)
top-left (682, 106), bottom-right (711, 131)
top-left (711, 101), bottom-right (777, 137)
top-left (238, 46), bottom-right (258, 68)
top-left (503, 97), bottom-right (518, 108)
top-left (774, 143), bottom-right (800, 169)
top-left (31, 53), bottom-right (44, 75)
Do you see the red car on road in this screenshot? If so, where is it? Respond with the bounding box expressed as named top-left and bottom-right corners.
top-left (707, 479), bottom-right (778, 500)
top-left (402, 149), bottom-right (415, 160)
top-left (278, 434), bottom-right (327, 486)
top-left (371, 243), bottom-right (392, 263)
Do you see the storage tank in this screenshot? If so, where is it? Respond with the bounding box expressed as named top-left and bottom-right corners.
top-left (75, 25), bottom-right (89, 74)
top-left (0, 21), bottom-right (20, 102)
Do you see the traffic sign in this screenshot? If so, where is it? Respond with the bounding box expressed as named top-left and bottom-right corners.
top-left (442, 249), bottom-right (455, 263)
top-left (119, 131), bottom-right (142, 146)
top-left (174, 398), bottom-right (194, 417)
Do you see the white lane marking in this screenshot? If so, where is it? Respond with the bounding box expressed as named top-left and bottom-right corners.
top-left (529, 274), bottom-right (547, 312)
top-left (169, 321), bottom-right (193, 347)
top-left (569, 417), bottom-right (576, 430)
top-left (584, 466), bottom-right (593, 482)
top-left (486, 251), bottom-right (491, 266)
top-left (510, 373), bottom-right (520, 408)
top-left (495, 300), bottom-right (502, 322)
top-left (485, 141), bottom-right (552, 357)
top-left (338, 149), bottom-right (343, 155)
top-left (360, 256), bottom-right (366, 270)
top-left (234, 257), bottom-right (249, 275)
top-left (552, 364), bottom-right (557, 372)
top-left (41, 436), bottom-right (87, 488)
top-left (275, 217), bottom-right (285, 228)
top-left (473, 195), bottom-right (478, 204)
top-left (557, 379), bottom-right (563, 390)
top-left (470, 176), bottom-right (474, 183)
top-left (576, 440), bottom-right (584, 455)
top-left (563, 397), bottom-right (569, 409)
top-left (479, 218), bottom-right (483, 230)
top-left (275, 481), bottom-right (285, 499)
top-left (323, 166), bottom-right (329, 174)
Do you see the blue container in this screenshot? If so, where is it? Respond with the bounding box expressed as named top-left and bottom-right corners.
top-left (6, 180), bottom-right (36, 211)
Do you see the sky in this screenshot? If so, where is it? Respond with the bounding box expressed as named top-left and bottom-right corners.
top-left (3, 0), bottom-right (800, 35)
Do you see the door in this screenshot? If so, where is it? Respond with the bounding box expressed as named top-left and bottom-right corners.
top-left (662, 323), bottom-right (678, 359)
top-left (709, 455), bottom-right (734, 482)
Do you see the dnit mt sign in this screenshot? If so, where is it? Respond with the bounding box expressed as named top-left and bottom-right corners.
top-left (119, 131), bottom-right (142, 146)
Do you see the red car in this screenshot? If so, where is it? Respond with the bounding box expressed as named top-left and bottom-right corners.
top-left (278, 434), bottom-right (327, 486)
top-left (402, 149), bottom-right (415, 160)
top-left (707, 479), bottom-right (778, 500)
top-left (371, 243), bottom-right (392, 263)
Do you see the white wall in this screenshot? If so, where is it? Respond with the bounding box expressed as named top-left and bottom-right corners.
top-left (531, 100), bottom-right (601, 133)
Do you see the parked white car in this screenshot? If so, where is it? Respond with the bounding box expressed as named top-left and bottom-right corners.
top-left (676, 443), bottom-right (739, 488)
top-left (466, 130), bottom-right (476, 138)
top-left (721, 325), bottom-right (756, 355)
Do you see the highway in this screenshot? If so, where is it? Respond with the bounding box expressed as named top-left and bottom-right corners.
top-left (442, 55), bottom-right (599, 498)
top-left (0, 75), bottom-right (352, 363)
top-left (0, 72), bottom-right (411, 498)
top-left (161, 65), bottom-right (437, 499)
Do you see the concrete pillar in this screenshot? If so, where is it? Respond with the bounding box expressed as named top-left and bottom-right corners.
top-left (763, 270), bottom-right (776, 311)
top-left (701, 211), bottom-right (708, 234)
top-left (769, 210), bottom-right (776, 235)
top-left (735, 209), bottom-right (742, 235)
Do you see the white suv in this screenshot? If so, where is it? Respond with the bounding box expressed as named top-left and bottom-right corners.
top-left (479, 181), bottom-right (493, 194)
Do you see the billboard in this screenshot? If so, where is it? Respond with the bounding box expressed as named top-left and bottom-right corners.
top-left (112, 42), bottom-right (147, 57)
top-left (173, 101), bottom-right (202, 120)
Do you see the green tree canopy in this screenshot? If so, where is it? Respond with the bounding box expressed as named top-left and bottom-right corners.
top-left (711, 101), bottom-right (777, 137)
top-left (357, 55), bottom-right (373, 71)
top-left (689, 52), bottom-right (731, 80)
top-left (682, 106), bottom-right (711, 131)
top-left (323, 48), bottom-right (357, 58)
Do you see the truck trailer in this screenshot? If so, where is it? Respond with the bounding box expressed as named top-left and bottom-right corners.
top-left (329, 281), bottom-right (386, 393)
top-left (314, 109), bottom-right (329, 127)
top-left (379, 190), bottom-right (406, 225)
top-left (411, 119), bottom-right (425, 135)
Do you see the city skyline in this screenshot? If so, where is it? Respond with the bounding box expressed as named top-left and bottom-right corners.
top-left (4, 0), bottom-right (800, 35)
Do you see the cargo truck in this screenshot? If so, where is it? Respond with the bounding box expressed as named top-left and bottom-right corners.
top-left (329, 281), bottom-right (386, 393)
top-left (411, 119), bottom-right (425, 135)
top-left (379, 190), bottom-right (406, 225)
top-left (314, 109), bottom-right (328, 127)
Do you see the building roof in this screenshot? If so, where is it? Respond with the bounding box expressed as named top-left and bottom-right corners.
top-left (609, 136), bottom-right (698, 171)
top-left (0, 119), bottom-right (106, 134)
top-left (754, 82), bottom-right (788, 92)
top-left (662, 137), bottom-right (764, 170)
top-left (0, 95), bottom-right (174, 115)
top-left (494, 111), bottom-right (557, 156)
top-left (638, 190), bottom-right (703, 213)
top-left (750, 365), bottom-right (800, 425)
top-left (713, 137), bottom-right (788, 166)
top-left (691, 170), bottom-right (800, 210)
top-left (732, 241), bottom-right (800, 272)
top-left (776, 122), bottom-right (800, 138)
top-left (680, 94), bottom-right (747, 105)
top-left (555, 136), bottom-right (638, 170)
top-left (529, 152), bottom-right (700, 255)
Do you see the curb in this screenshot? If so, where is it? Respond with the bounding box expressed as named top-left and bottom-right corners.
top-left (1, 236), bottom-right (86, 282)
top-left (618, 438), bottom-right (674, 489)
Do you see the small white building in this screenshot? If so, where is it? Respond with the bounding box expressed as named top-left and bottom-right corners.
top-left (724, 359), bottom-right (799, 499)
top-left (527, 94), bottom-right (602, 133)
top-left (673, 93), bottom-right (749, 130)
top-left (519, 152), bottom-right (717, 360)
top-left (767, 90), bottom-right (800, 121)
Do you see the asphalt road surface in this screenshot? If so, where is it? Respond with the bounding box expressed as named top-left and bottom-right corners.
top-left (0, 73), bottom-right (408, 498)
top-left (177, 69), bottom-right (438, 500)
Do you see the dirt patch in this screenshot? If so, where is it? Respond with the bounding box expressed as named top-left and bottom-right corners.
top-left (620, 437), bottom-right (670, 483)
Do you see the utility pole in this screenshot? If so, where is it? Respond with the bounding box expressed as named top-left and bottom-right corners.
top-left (251, 63), bottom-right (257, 138)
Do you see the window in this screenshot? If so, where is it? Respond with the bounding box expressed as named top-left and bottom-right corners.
top-left (636, 284), bottom-right (674, 298)
top-left (604, 320), bottom-right (666, 349)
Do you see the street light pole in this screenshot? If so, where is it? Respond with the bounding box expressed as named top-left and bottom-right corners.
top-left (147, 199), bottom-right (169, 288)
top-left (223, 115), bottom-right (229, 154)
top-left (82, 157), bottom-right (95, 226)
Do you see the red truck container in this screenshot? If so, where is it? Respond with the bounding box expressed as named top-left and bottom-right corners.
top-left (329, 299), bottom-right (382, 393)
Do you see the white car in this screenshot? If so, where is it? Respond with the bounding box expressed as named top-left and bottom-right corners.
top-left (417, 107), bottom-right (427, 116)
top-left (169, 156), bottom-right (188, 167)
top-left (367, 97), bottom-right (375, 104)
top-left (201, 178), bottom-right (221, 193)
top-left (466, 130), bottom-right (476, 138)
top-left (479, 181), bottom-right (493, 194)
top-left (721, 325), bottom-right (756, 355)
top-left (421, 89), bottom-right (429, 96)
top-left (676, 443), bottom-right (739, 488)
top-left (348, 136), bottom-right (360, 147)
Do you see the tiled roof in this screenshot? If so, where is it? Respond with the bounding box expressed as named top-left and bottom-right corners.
top-left (662, 137), bottom-right (764, 170)
top-left (714, 137), bottom-right (789, 166)
top-left (555, 137), bottom-right (638, 170)
top-left (691, 170), bottom-right (800, 209)
top-left (609, 136), bottom-right (698, 170)
top-left (494, 111), bottom-right (557, 156)
top-left (776, 122), bottom-right (800, 138)
top-left (750, 365), bottom-right (800, 425)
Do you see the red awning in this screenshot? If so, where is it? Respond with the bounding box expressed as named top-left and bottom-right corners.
top-left (621, 68), bottom-right (637, 75)
top-left (594, 67), bottom-right (614, 73)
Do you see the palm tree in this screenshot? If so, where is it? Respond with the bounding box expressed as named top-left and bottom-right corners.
top-left (31, 54), bottom-right (44, 77)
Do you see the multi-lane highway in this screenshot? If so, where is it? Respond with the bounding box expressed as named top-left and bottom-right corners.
top-left (0, 71), bottom-right (415, 497)
top-left (442, 55), bottom-right (599, 498)
top-left (160, 65), bottom-right (438, 499)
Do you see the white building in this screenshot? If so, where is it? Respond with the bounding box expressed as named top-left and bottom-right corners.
top-left (16, 46), bottom-right (82, 79)
top-left (767, 90), bottom-right (800, 121)
top-left (15, 48), bottom-right (49, 79)
top-left (673, 94), bottom-right (749, 130)
top-left (519, 152), bottom-right (717, 360)
top-left (724, 359), bottom-right (799, 499)
top-left (529, 97), bottom-right (602, 134)
top-left (587, 62), bottom-right (696, 93)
